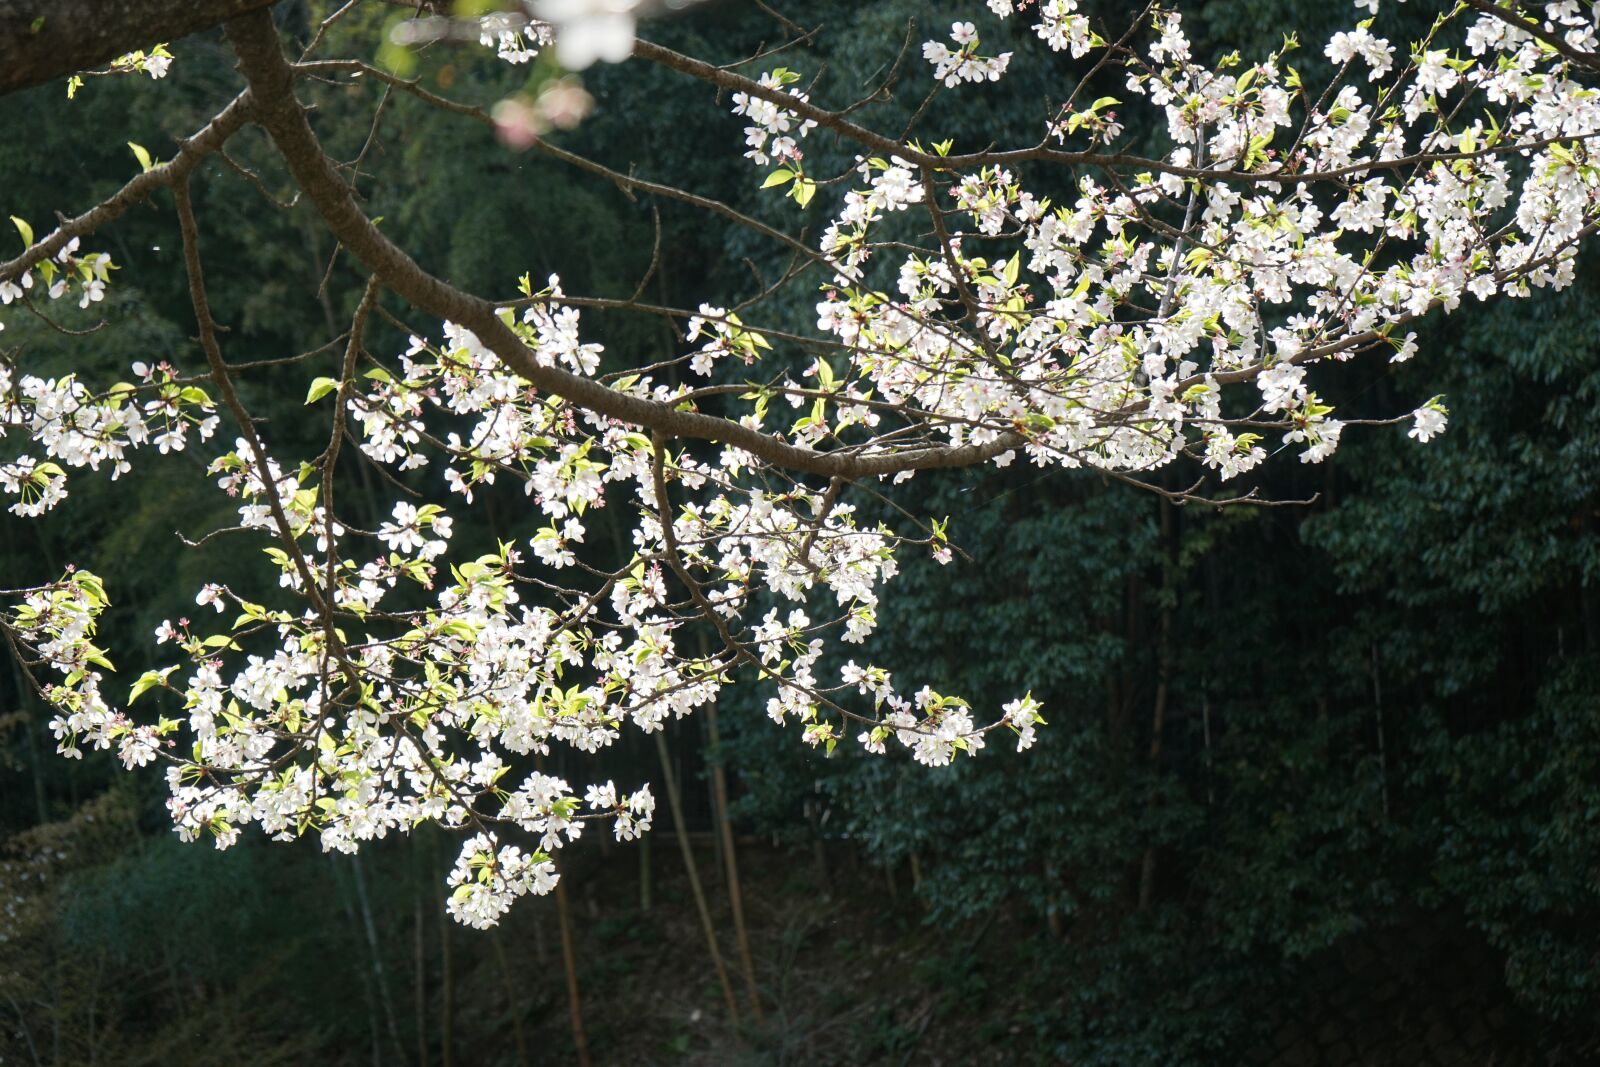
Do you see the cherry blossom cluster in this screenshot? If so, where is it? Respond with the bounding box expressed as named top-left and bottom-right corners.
top-left (0, 354), bottom-right (218, 517)
top-left (477, 1), bottom-right (695, 71)
top-left (111, 45), bottom-right (174, 81)
top-left (923, 22), bottom-right (1013, 88)
top-left (11, 0), bottom-right (1600, 926)
top-left (15, 259), bottom-right (1041, 916)
top-left (477, 12), bottom-right (552, 66)
top-left (1, 230), bottom-right (116, 310)
top-left (732, 0), bottom-right (1600, 493)
top-left (732, 67), bottom-right (819, 172)
top-left (64, 44), bottom-right (174, 98)
top-left (337, 287), bottom-right (1011, 769)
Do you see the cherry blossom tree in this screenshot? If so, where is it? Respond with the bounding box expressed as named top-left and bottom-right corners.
top-left (3, 0), bottom-right (1599, 927)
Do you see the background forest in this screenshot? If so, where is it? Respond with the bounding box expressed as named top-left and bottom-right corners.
top-left (3, 1), bottom-right (1599, 1064)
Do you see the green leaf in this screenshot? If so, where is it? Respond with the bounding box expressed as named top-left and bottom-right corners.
top-left (127, 142), bottom-right (154, 173)
top-left (761, 167), bottom-right (796, 188)
top-left (129, 666), bottom-right (178, 704)
top-left (10, 216), bottom-right (33, 248)
top-left (305, 377), bottom-right (340, 405)
top-left (72, 570), bottom-right (108, 606)
top-left (129, 673), bottom-right (158, 704)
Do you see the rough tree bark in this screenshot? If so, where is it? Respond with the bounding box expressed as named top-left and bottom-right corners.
top-left (0, 0), bottom-right (277, 96)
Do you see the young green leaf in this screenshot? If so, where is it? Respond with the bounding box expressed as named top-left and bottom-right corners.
top-left (305, 377), bottom-right (340, 405)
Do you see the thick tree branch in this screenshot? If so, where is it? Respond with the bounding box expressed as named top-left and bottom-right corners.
top-left (0, 0), bottom-right (277, 96)
top-left (226, 10), bottom-right (1020, 479)
top-left (1464, 0), bottom-right (1600, 72)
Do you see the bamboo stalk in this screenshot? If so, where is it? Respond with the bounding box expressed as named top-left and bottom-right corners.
top-left (491, 935), bottom-right (530, 1067)
top-left (639, 833), bottom-right (653, 912)
top-left (539, 755), bottom-right (592, 1067)
top-left (553, 874), bottom-right (592, 1067)
top-left (654, 729), bottom-right (741, 1024)
top-left (436, 831), bottom-right (455, 1067)
top-left (706, 700), bottom-right (763, 1023)
top-left (351, 852), bottom-right (409, 1063)
top-left (413, 879), bottom-right (429, 1067)
top-left (1138, 498), bottom-right (1175, 912)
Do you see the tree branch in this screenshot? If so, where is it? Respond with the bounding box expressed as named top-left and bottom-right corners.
top-left (0, 90), bottom-right (253, 282)
top-left (633, 36), bottom-right (1600, 185)
top-left (226, 9), bottom-right (1022, 480)
top-left (0, 0), bottom-right (277, 96)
